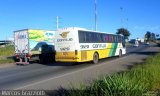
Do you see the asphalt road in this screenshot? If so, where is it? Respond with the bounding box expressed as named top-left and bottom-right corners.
top-left (0, 43), bottom-right (159, 90)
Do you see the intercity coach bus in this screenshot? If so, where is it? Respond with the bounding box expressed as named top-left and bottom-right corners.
top-left (55, 27), bottom-right (126, 64)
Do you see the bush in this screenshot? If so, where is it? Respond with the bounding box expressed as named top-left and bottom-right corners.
top-left (0, 45), bottom-right (15, 64)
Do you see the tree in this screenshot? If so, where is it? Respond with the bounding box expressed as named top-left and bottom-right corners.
top-left (151, 33), bottom-right (156, 41)
top-left (116, 28), bottom-right (130, 39)
top-left (156, 34), bottom-right (159, 38)
top-left (145, 31), bottom-right (151, 42)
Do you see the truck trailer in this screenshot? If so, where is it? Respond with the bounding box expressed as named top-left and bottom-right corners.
top-left (14, 29), bottom-right (55, 64)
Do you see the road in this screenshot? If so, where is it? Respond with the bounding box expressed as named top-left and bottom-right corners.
top-left (0, 44), bottom-right (159, 90)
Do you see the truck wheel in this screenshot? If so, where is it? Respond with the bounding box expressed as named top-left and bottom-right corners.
top-left (119, 50), bottom-right (122, 57)
top-left (93, 52), bottom-right (99, 64)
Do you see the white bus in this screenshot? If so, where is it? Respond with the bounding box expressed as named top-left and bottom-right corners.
top-left (55, 27), bottom-right (126, 64)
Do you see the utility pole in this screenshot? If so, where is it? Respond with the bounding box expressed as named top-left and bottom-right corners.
top-left (120, 7), bottom-right (123, 28)
top-left (56, 16), bottom-right (59, 30)
top-left (94, 0), bottom-right (98, 31)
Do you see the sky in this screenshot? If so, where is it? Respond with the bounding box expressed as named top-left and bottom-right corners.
top-left (0, 0), bottom-right (160, 40)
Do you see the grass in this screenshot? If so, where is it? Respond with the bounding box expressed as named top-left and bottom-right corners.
top-left (0, 45), bottom-right (15, 64)
top-left (0, 45), bottom-right (14, 56)
top-left (0, 58), bottom-right (15, 64)
top-left (60, 53), bottom-right (160, 96)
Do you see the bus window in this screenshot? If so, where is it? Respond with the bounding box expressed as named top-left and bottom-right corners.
top-left (105, 35), bottom-right (109, 42)
top-left (89, 32), bottom-right (93, 43)
top-left (79, 31), bottom-right (86, 43)
top-left (98, 34), bottom-right (102, 43)
top-left (112, 35), bottom-right (115, 43)
top-left (93, 33), bottom-right (99, 43)
top-left (116, 36), bottom-right (119, 43)
top-left (86, 32), bottom-right (90, 43)
top-left (118, 36), bottom-right (121, 42)
top-left (101, 34), bottom-right (105, 43)
top-left (113, 35), bottom-right (117, 43)
top-left (109, 35), bottom-right (112, 42)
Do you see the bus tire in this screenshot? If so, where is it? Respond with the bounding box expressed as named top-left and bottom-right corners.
top-left (93, 52), bottom-right (99, 64)
top-left (119, 49), bottom-right (122, 57)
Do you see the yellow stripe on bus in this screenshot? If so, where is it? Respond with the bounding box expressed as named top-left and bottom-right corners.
top-left (106, 43), bottom-right (112, 57)
top-left (56, 44), bottom-right (115, 62)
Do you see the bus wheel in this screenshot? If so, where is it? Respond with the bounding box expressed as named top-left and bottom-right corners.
top-left (93, 53), bottom-right (99, 64)
top-left (119, 50), bottom-right (122, 57)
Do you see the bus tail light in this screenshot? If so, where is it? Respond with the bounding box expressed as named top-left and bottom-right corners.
top-left (75, 50), bottom-right (78, 55)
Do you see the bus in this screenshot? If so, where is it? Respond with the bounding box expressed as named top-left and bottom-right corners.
top-left (55, 27), bottom-right (126, 64)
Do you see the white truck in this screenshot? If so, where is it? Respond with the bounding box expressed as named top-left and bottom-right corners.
top-left (14, 29), bottom-right (55, 64)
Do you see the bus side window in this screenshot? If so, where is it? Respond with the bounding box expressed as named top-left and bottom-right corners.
top-left (98, 34), bottom-right (102, 43)
top-left (78, 31), bottom-right (83, 43)
top-left (105, 35), bottom-right (109, 42)
top-left (112, 35), bottom-right (115, 43)
top-left (115, 36), bottom-right (118, 43)
top-left (95, 33), bottom-right (98, 43)
top-left (115, 36), bottom-right (117, 43)
top-left (113, 35), bottom-right (116, 43)
top-left (92, 32), bottom-right (95, 43)
top-left (82, 32), bottom-right (86, 43)
top-left (86, 32), bottom-right (89, 43)
top-left (116, 36), bottom-right (118, 43)
top-left (89, 33), bottom-right (92, 43)
top-left (117, 36), bottom-right (119, 43)
top-left (79, 31), bottom-right (86, 43)
top-left (112, 35), bottom-right (116, 43)
top-left (118, 36), bottom-right (121, 42)
top-left (102, 34), bottom-right (105, 43)
top-left (88, 32), bottom-right (93, 43)
top-left (110, 35), bottom-right (112, 42)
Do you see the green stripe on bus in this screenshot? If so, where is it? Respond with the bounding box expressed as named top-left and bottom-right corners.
top-left (112, 43), bottom-right (118, 56)
top-left (109, 43), bottom-right (114, 57)
top-left (109, 43), bottom-right (118, 57)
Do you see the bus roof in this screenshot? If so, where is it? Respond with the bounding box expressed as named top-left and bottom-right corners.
top-left (58, 27), bottom-right (122, 36)
top-left (57, 27), bottom-right (87, 31)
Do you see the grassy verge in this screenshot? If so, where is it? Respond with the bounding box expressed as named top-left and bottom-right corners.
top-left (0, 45), bottom-right (15, 64)
top-left (0, 45), bottom-right (14, 56)
top-left (60, 53), bottom-right (160, 96)
top-left (0, 58), bottom-right (15, 64)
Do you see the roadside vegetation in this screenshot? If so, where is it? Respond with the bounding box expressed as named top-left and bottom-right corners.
top-left (0, 45), bottom-right (15, 64)
top-left (57, 53), bottom-right (160, 96)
